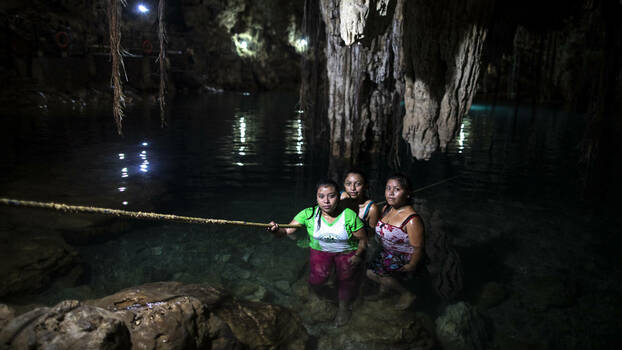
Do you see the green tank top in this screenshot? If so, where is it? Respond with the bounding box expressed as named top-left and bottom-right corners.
top-left (293, 207), bottom-right (364, 252)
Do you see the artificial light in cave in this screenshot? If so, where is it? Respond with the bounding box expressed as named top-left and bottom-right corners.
top-left (137, 4), bottom-right (149, 14)
top-left (456, 119), bottom-right (471, 154)
top-left (293, 38), bottom-right (308, 53)
top-left (232, 33), bottom-right (257, 57)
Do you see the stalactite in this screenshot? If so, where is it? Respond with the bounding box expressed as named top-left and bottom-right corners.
top-left (158, 0), bottom-right (167, 128)
top-left (401, 0), bottom-right (494, 160)
top-left (305, 0), bottom-right (494, 165)
top-left (107, 0), bottom-right (127, 136)
top-left (318, 0), bottom-right (404, 170)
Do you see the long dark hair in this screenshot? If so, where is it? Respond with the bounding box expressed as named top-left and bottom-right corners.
top-left (309, 177), bottom-right (340, 229)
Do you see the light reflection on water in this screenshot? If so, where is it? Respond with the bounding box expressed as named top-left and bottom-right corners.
top-left (284, 113), bottom-right (305, 167)
top-left (232, 112), bottom-right (258, 166)
top-left (115, 142), bottom-right (152, 207)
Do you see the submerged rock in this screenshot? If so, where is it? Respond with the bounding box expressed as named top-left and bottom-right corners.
top-left (477, 281), bottom-right (507, 310)
top-left (0, 300), bottom-right (131, 350)
top-left (1, 282), bottom-right (308, 349)
top-left (435, 302), bottom-right (489, 350)
top-left (0, 304), bottom-right (16, 330)
top-left (291, 278), bottom-right (435, 349)
top-left (90, 281), bottom-right (308, 350)
top-left (519, 275), bottom-right (577, 311)
top-left (0, 234), bottom-right (83, 298)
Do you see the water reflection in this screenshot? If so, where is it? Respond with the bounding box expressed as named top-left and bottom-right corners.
top-left (232, 112), bottom-right (258, 167)
top-left (441, 103), bottom-right (578, 199)
top-left (116, 141), bottom-right (152, 206)
top-left (284, 114), bottom-right (305, 167)
top-left (139, 150), bottom-right (149, 173)
top-left (456, 119), bottom-right (471, 154)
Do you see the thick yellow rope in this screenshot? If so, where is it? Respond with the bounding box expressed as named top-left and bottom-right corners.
top-left (0, 198), bottom-right (302, 228)
top-left (0, 176), bottom-right (459, 228)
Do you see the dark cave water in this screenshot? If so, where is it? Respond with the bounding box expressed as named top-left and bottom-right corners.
top-left (0, 92), bottom-right (620, 348)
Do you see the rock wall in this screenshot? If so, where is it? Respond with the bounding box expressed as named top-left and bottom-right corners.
top-left (0, 0), bottom-right (306, 108)
top-left (477, 0), bottom-right (622, 200)
top-left (310, 0), bottom-right (494, 164)
top-left (180, 0), bottom-right (305, 91)
top-left (318, 0), bottom-right (404, 164)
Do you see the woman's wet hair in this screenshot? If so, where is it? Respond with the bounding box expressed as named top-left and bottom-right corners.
top-left (386, 173), bottom-right (412, 192)
top-left (316, 177), bottom-right (340, 193)
top-left (343, 168), bottom-right (367, 185)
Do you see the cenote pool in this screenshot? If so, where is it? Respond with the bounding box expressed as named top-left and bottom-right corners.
top-left (0, 92), bottom-right (620, 349)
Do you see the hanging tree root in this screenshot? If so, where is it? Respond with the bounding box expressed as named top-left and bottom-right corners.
top-left (0, 198), bottom-right (302, 228)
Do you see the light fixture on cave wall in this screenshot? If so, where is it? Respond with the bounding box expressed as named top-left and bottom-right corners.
top-left (232, 32), bottom-right (258, 57)
top-left (287, 15), bottom-right (307, 54)
top-left (133, 2), bottom-right (155, 22)
top-left (136, 3), bottom-right (150, 14)
top-left (292, 37), bottom-right (308, 54)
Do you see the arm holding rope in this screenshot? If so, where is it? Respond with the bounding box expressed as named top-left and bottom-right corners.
top-left (267, 219), bottom-right (299, 239)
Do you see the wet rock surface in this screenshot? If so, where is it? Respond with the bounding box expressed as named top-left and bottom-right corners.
top-left (0, 304), bottom-right (15, 330)
top-left (0, 232), bottom-right (83, 298)
top-left (287, 277), bottom-right (436, 349)
top-left (0, 300), bottom-right (131, 350)
top-left (1, 282), bottom-right (309, 350)
top-left (0, 0), bottom-right (305, 110)
top-left (435, 302), bottom-right (488, 350)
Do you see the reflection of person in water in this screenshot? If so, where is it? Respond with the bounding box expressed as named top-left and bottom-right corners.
top-left (267, 178), bottom-right (367, 327)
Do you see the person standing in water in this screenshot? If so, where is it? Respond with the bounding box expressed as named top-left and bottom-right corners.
top-left (340, 169), bottom-right (379, 235)
top-left (366, 174), bottom-right (424, 310)
top-left (267, 178), bottom-right (367, 326)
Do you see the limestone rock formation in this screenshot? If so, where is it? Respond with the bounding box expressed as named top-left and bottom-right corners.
top-left (90, 281), bottom-right (308, 350)
top-left (339, 0), bottom-right (370, 46)
top-left (0, 304), bottom-right (15, 330)
top-left (0, 233), bottom-right (83, 298)
top-left (0, 300), bottom-right (131, 350)
top-left (402, 0), bottom-right (494, 160)
top-left (290, 278), bottom-right (435, 349)
top-left (308, 0), bottom-right (494, 163)
top-left (416, 204), bottom-right (464, 300)
top-left (0, 282), bottom-right (309, 350)
top-left (0, 0), bottom-right (306, 108)
top-left (435, 302), bottom-right (489, 350)
top-left (319, 0), bottom-right (405, 163)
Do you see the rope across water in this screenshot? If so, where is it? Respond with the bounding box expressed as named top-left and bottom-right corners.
top-left (0, 175), bottom-right (460, 229)
top-left (0, 198), bottom-right (302, 228)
